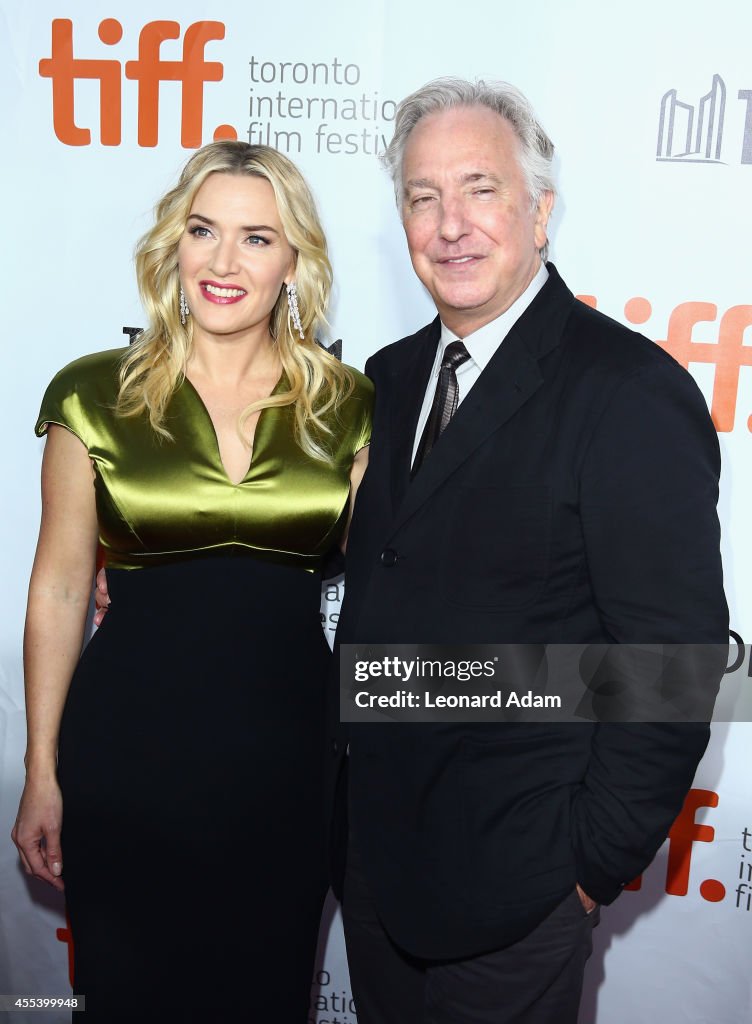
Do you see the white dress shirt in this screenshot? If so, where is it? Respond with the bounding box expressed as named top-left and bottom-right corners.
top-left (411, 263), bottom-right (549, 466)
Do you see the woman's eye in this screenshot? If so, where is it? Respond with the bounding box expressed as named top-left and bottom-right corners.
top-left (246, 235), bottom-right (269, 246)
top-left (188, 225), bottom-right (211, 238)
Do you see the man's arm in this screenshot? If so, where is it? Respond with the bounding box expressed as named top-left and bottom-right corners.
top-left (572, 358), bottom-right (728, 904)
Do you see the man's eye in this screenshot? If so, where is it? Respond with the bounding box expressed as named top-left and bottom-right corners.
top-left (411, 195), bottom-right (434, 207)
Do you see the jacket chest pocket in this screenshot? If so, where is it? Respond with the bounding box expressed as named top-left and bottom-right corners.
top-left (441, 484), bottom-right (552, 609)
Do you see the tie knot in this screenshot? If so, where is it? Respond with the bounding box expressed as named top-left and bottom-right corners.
top-left (442, 340), bottom-right (471, 371)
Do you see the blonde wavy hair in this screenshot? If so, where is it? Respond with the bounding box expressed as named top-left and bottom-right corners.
top-left (117, 141), bottom-right (353, 462)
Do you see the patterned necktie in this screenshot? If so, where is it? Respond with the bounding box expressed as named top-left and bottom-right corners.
top-left (411, 340), bottom-right (471, 477)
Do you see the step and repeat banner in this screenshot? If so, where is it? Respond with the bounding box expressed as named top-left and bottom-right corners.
top-left (1, 1), bottom-right (750, 1021)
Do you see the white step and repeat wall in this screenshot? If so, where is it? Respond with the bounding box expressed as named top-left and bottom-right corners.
top-left (1, 2), bottom-right (750, 1021)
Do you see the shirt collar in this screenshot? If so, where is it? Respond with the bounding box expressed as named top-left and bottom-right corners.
top-left (437, 262), bottom-right (549, 372)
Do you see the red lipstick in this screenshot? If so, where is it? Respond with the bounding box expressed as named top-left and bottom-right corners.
top-left (199, 280), bottom-right (248, 304)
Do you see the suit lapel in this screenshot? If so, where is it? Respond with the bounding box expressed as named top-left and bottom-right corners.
top-left (386, 332), bottom-right (543, 538)
top-left (387, 319), bottom-right (441, 513)
top-left (386, 264), bottom-right (576, 540)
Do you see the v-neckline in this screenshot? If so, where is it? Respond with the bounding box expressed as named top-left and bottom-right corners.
top-left (182, 372), bottom-right (287, 486)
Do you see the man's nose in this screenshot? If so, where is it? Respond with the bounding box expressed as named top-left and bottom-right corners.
top-left (439, 196), bottom-right (470, 242)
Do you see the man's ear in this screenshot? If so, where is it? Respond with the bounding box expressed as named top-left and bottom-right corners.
top-left (534, 190), bottom-right (555, 251)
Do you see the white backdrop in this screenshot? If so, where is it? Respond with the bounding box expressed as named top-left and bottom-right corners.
top-left (1, 2), bottom-right (750, 1021)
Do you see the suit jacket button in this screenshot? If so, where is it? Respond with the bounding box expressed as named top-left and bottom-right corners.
top-left (381, 548), bottom-right (398, 567)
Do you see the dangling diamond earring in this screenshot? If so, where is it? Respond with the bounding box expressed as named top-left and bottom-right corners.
top-left (287, 282), bottom-right (304, 340)
top-left (179, 286), bottom-right (190, 326)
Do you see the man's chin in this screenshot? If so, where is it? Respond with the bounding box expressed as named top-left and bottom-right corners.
top-left (435, 292), bottom-right (500, 331)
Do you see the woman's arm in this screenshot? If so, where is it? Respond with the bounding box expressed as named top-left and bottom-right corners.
top-left (340, 444), bottom-right (369, 553)
top-left (11, 425), bottom-right (99, 891)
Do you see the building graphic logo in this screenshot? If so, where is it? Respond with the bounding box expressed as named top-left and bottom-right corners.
top-left (39, 19), bottom-right (236, 147)
top-left (657, 74), bottom-right (726, 163)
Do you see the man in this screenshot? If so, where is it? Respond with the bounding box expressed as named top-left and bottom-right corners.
top-left (330, 78), bottom-right (727, 1023)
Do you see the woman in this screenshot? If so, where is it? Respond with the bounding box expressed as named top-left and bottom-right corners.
top-left (12, 141), bottom-right (372, 1020)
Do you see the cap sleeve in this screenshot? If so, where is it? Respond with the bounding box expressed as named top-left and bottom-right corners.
top-left (34, 349), bottom-right (124, 450)
top-left (35, 367), bottom-right (91, 448)
top-left (350, 371), bottom-right (374, 455)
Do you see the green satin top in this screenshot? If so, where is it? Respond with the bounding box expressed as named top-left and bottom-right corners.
top-left (35, 348), bottom-right (373, 571)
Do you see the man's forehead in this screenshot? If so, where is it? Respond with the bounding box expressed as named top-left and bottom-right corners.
top-left (401, 107), bottom-right (522, 187)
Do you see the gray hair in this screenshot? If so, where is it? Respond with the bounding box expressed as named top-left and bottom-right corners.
top-left (382, 77), bottom-right (556, 259)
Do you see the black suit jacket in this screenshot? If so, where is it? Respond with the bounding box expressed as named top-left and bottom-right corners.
top-left (330, 264), bottom-right (728, 959)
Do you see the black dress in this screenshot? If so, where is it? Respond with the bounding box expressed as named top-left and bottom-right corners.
top-left (36, 349), bottom-right (373, 1021)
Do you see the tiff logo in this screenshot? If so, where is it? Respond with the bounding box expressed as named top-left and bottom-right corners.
top-left (657, 74), bottom-right (752, 164)
top-left (39, 19), bottom-right (237, 147)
